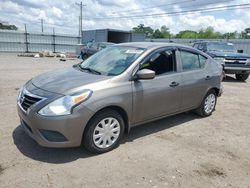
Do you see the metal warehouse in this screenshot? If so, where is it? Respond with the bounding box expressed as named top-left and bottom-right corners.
top-left (82, 29), bottom-right (145, 44)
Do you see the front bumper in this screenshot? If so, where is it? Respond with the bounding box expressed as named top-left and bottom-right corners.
top-left (224, 64), bottom-right (250, 74)
top-left (17, 98), bottom-right (95, 148)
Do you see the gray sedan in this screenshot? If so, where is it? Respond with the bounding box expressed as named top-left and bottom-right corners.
top-left (17, 42), bottom-right (223, 154)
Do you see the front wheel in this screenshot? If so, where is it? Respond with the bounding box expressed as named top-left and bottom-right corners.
top-left (196, 90), bottom-right (217, 117)
top-left (83, 109), bottom-right (125, 154)
top-left (235, 73), bottom-right (249, 81)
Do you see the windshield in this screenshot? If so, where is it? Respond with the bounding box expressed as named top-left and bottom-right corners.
top-left (207, 43), bottom-right (236, 52)
top-left (80, 46), bottom-right (145, 76)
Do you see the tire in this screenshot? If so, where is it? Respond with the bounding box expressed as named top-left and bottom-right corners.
top-left (235, 73), bottom-right (249, 81)
top-left (196, 90), bottom-right (217, 117)
top-left (83, 109), bottom-right (125, 154)
top-left (81, 54), bottom-right (88, 60)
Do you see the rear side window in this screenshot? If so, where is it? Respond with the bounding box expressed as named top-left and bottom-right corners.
top-left (180, 50), bottom-right (208, 71)
top-left (199, 55), bottom-right (207, 68)
top-left (180, 51), bottom-right (200, 71)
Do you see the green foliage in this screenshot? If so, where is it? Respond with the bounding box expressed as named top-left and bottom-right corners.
top-left (132, 24), bottom-right (249, 39)
top-left (175, 30), bottom-right (197, 39)
top-left (152, 29), bottom-right (164, 38)
top-left (132, 24), bottom-right (153, 38)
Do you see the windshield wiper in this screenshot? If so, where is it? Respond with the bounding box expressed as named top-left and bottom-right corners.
top-left (78, 65), bottom-right (101, 75)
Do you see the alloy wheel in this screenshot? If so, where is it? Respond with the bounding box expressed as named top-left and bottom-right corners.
top-left (204, 94), bottom-right (216, 114)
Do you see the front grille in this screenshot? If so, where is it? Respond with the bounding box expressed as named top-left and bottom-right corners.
top-left (20, 92), bottom-right (42, 111)
top-left (225, 58), bottom-right (247, 61)
top-left (225, 58), bottom-right (247, 65)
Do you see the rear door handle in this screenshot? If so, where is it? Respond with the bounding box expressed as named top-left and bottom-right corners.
top-left (169, 81), bottom-right (179, 87)
top-left (205, 75), bottom-right (212, 80)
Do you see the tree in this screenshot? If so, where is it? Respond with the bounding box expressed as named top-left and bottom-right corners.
top-left (175, 30), bottom-right (197, 39)
top-left (132, 24), bottom-right (154, 38)
top-left (160, 25), bottom-right (171, 38)
top-left (131, 25), bottom-right (248, 39)
top-left (198, 27), bottom-right (221, 39)
top-left (222, 31), bottom-right (237, 39)
top-left (152, 29), bottom-right (164, 38)
top-left (0, 23), bottom-right (18, 30)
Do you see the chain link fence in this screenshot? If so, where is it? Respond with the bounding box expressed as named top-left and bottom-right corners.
top-left (0, 29), bottom-right (80, 53)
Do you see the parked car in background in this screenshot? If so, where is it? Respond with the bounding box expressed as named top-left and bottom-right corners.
top-left (193, 41), bottom-right (250, 81)
top-left (17, 42), bottom-right (223, 154)
top-left (80, 42), bottom-right (114, 59)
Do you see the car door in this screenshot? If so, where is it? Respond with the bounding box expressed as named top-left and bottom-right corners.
top-left (132, 48), bottom-right (182, 124)
top-left (178, 48), bottom-right (209, 110)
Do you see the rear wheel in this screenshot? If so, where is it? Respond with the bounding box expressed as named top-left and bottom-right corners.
top-left (235, 73), bottom-right (249, 81)
top-left (82, 54), bottom-right (88, 60)
top-left (196, 90), bottom-right (217, 117)
top-left (83, 109), bottom-right (125, 154)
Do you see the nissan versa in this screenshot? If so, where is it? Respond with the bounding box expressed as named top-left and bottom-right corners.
top-left (17, 42), bottom-right (223, 154)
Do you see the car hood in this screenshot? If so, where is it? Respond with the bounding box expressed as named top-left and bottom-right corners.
top-left (208, 51), bottom-right (250, 59)
top-left (31, 66), bottom-right (110, 95)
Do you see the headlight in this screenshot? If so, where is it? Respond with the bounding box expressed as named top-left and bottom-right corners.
top-left (246, 59), bottom-right (250, 64)
top-left (213, 57), bottom-right (225, 62)
top-left (38, 90), bottom-right (92, 116)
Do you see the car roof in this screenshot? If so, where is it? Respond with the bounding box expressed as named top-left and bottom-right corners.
top-left (193, 40), bottom-right (232, 44)
top-left (114, 42), bottom-right (191, 50)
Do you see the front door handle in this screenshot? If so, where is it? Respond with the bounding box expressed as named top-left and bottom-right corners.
top-left (170, 81), bottom-right (179, 87)
top-left (205, 75), bottom-right (212, 80)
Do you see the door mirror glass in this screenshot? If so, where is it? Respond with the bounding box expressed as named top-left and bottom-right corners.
top-left (136, 69), bottom-right (155, 80)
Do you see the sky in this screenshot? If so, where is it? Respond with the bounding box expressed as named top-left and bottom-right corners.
top-left (0, 0), bottom-right (250, 36)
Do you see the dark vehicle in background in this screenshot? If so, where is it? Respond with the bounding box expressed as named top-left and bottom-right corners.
top-left (193, 41), bottom-right (250, 81)
top-left (80, 42), bottom-right (114, 60)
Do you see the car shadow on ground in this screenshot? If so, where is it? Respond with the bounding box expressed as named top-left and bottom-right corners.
top-left (223, 75), bottom-right (246, 83)
top-left (13, 112), bottom-right (198, 164)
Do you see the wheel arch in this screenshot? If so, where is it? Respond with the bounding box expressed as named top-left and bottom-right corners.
top-left (209, 87), bottom-right (220, 96)
top-left (84, 105), bottom-right (130, 137)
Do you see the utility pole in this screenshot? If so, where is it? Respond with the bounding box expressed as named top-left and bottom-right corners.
top-left (79, 16), bottom-right (81, 37)
top-left (24, 24), bottom-right (28, 53)
top-left (75, 2), bottom-right (86, 44)
top-left (40, 19), bottom-right (44, 33)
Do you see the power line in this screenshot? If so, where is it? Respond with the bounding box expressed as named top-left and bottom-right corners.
top-left (111, 0), bottom-right (195, 14)
top-left (111, 0), bottom-right (236, 18)
top-left (111, 0), bottom-right (235, 15)
top-left (87, 3), bottom-right (250, 20)
top-left (153, 0), bottom-right (235, 14)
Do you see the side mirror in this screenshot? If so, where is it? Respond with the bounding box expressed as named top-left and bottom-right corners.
top-left (135, 69), bottom-right (155, 80)
top-left (237, 49), bottom-right (243, 53)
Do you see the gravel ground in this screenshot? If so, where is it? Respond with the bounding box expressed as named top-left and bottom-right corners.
top-left (0, 53), bottom-right (249, 188)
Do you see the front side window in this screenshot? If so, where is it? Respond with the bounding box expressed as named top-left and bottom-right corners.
top-left (140, 49), bottom-right (176, 75)
top-left (80, 46), bottom-right (145, 76)
top-left (193, 43), bottom-right (199, 49)
top-left (198, 43), bottom-right (203, 50)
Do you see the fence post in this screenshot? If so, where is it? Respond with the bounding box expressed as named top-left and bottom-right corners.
top-left (24, 24), bottom-right (29, 53)
top-left (52, 28), bottom-right (56, 53)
